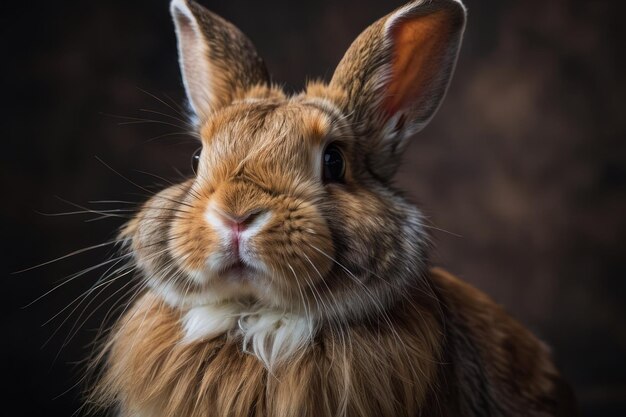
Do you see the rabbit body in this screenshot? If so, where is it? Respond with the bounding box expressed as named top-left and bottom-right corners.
top-left (94, 268), bottom-right (573, 417)
top-left (91, 0), bottom-right (576, 415)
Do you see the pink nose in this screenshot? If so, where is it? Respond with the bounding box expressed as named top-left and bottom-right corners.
top-left (217, 209), bottom-right (264, 232)
top-left (212, 209), bottom-right (265, 258)
top-left (213, 207), bottom-right (266, 256)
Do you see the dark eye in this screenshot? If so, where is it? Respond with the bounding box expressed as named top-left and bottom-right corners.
top-left (191, 147), bottom-right (202, 174)
top-left (322, 144), bottom-right (345, 183)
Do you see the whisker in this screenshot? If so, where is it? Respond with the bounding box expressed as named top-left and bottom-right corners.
top-left (139, 108), bottom-right (192, 128)
top-left (42, 259), bottom-right (132, 327)
top-left (55, 196), bottom-right (131, 218)
top-left (137, 87), bottom-right (189, 120)
top-left (101, 111), bottom-right (189, 130)
top-left (172, 166), bottom-right (190, 182)
top-left (61, 268), bottom-right (138, 349)
top-left (88, 199), bottom-right (140, 205)
top-left (36, 209), bottom-right (134, 217)
top-left (133, 169), bottom-right (177, 186)
top-left (84, 215), bottom-right (131, 222)
top-left (44, 266), bottom-right (132, 350)
top-left (96, 157), bottom-right (195, 209)
top-left (143, 131), bottom-right (197, 144)
top-left (421, 223), bottom-right (463, 238)
top-left (22, 253), bottom-right (132, 308)
top-left (118, 119), bottom-right (189, 130)
top-left (95, 157), bottom-right (158, 197)
top-left (13, 239), bottom-right (122, 275)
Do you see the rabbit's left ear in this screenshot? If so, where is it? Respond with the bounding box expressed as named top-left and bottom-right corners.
top-left (170, 0), bottom-right (269, 120)
top-left (330, 0), bottom-right (466, 178)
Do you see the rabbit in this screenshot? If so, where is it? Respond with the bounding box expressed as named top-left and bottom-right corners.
top-left (89, 0), bottom-right (578, 416)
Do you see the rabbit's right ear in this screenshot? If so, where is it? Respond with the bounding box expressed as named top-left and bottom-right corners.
top-left (170, 0), bottom-right (269, 120)
top-left (329, 0), bottom-right (466, 179)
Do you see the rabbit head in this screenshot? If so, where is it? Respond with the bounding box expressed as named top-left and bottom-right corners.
top-left (124, 0), bottom-right (466, 328)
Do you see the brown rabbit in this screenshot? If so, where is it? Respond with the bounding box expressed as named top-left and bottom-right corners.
top-left (90, 0), bottom-right (577, 415)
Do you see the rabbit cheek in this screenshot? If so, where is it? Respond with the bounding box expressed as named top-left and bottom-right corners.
top-left (130, 183), bottom-right (192, 279)
top-left (166, 196), bottom-right (229, 284)
top-left (255, 201), bottom-right (334, 289)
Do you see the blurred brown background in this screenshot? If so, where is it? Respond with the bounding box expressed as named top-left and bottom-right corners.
top-left (1, 0), bottom-right (625, 415)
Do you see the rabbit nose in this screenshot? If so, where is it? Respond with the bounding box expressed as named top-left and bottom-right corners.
top-left (213, 207), bottom-right (267, 232)
top-left (210, 208), bottom-right (270, 259)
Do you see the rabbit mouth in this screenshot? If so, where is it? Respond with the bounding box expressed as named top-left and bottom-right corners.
top-left (222, 260), bottom-right (245, 275)
top-left (217, 259), bottom-right (259, 283)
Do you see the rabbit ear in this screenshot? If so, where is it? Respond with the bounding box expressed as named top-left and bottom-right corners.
top-left (330, 0), bottom-right (466, 178)
top-left (170, 0), bottom-right (269, 119)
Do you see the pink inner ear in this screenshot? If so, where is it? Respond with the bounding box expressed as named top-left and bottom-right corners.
top-left (386, 9), bottom-right (456, 116)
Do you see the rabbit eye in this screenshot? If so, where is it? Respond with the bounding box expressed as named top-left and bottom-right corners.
top-left (191, 147), bottom-right (202, 174)
top-left (322, 144), bottom-right (345, 183)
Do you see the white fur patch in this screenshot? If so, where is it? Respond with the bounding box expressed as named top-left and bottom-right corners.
top-left (182, 303), bottom-right (240, 343)
top-left (239, 310), bottom-right (314, 371)
top-left (181, 303), bottom-right (315, 372)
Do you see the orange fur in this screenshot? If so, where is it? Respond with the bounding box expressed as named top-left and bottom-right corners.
top-left (92, 290), bottom-right (441, 417)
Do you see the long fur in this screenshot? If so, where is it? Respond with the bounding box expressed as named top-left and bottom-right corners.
top-left (91, 291), bottom-right (441, 417)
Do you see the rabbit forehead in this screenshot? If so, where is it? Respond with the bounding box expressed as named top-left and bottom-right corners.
top-left (200, 100), bottom-right (332, 153)
top-left (193, 99), bottom-right (342, 188)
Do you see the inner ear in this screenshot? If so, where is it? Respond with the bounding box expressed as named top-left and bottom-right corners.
top-left (328, 0), bottom-right (466, 179)
top-left (386, 8), bottom-right (459, 118)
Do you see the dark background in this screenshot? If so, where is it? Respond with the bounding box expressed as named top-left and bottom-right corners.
top-left (2, 0), bottom-right (625, 415)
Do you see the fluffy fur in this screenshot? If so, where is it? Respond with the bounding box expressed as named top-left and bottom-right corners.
top-left (92, 291), bottom-right (441, 417)
top-left (181, 302), bottom-right (316, 371)
top-left (89, 0), bottom-right (577, 416)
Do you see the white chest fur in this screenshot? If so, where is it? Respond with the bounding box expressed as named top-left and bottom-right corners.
top-left (181, 303), bottom-right (315, 371)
